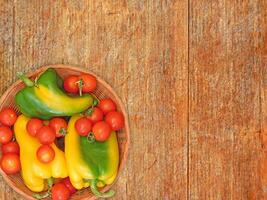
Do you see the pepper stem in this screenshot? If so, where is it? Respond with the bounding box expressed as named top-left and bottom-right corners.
top-left (17, 72), bottom-right (34, 87)
top-left (90, 179), bottom-right (115, 198)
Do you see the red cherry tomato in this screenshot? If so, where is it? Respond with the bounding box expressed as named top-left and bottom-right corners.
top-left (105, 111), bottom-right (125, 131)
top-left (36, 126), bottom-right (56, 145)
top-left (27, 118), bottom-right (44, 137)
top-left (87, 107), bottom-right (104, 124)
top-left (1, 153), bottom-right (21, 174)
top-left (98, 98), bottom-right (117, 115)
top-left (51, 182), bottom-right (71, 200)
top-left (1, 142), bottom-right (20, 155)
top-left (62, 177), bottom-right (77, 195)
top-left (0, 108), bottom-right (17, 126)
top-left (49, 118), bottom-right (68, 138)
top-left (92, 121), bottom-right (112, 142)
top-left (78, 74), bottom-right (97, 93)
top-left (63, 75), bottom-right (79, 94)
top-left (36, 145), bottom-right (55, 164)
top-left (75, 117), bottom-right (92, 136)
top-left (0, 126), bottom-right (13, 144)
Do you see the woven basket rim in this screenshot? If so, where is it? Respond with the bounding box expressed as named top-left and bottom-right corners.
top-left (0, 64), bottom-right (130, 200)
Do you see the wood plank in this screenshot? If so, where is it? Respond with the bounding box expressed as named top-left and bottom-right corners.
top-left (260, 0), bottom-right (267, 198)
top-left (0, 1), bottom-right (20, 200)
top-left (189, 0), bottom-right (265, 199)
top-left (0, 1), bottom-right (15, 94)
top-left (108, 1), bottom-right (189, 199)
top-left (0, 0), bottom-right (189, 199)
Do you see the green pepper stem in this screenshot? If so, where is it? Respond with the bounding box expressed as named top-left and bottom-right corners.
top-left (17, 72), bottom-right (34, 87)
top-left (90, 179), bottom-right (115, 198)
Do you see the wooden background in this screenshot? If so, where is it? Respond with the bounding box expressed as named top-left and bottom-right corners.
top-left (0, 0), bottom-right (266, 199)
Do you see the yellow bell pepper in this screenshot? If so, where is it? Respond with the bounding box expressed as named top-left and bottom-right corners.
top-left (14, 115), bottom-right (68, 192)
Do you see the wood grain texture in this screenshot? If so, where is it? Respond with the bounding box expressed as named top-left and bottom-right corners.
top-left (0, 0), bottom-right (267, 200)
top-left (189, 0), bottom-right (266, 200)
top-left (260, 0), bottom-right (267, 199)
top-left (0, 0), bottom-right (188, 199)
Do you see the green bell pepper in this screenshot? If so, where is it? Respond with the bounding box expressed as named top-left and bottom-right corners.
top-left (65, 114), bottom-right (119, 198)
top-left (15, 68), bottom-right (93, 120)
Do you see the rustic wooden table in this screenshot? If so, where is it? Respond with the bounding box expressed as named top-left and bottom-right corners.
top-left (0, 1), bottom-right (266, 199)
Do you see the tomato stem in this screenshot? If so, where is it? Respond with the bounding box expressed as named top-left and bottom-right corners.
top-left (85, 97), bottom-right (99, 116)
top-left (76, 79), bottom-right (84, 96)
top-left (86, 108), bottom-right (94, 116)
top-left (59, 128), bottom-right (67, 136)
top-left (87, 132), bottom-right (95, 143)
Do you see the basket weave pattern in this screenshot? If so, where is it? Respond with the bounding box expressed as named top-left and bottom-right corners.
top-left (0, 65), bottom-right (130, 200)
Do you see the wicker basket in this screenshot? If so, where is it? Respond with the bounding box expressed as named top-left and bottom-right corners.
top-left (0, 64), bottom-right (130, 200)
